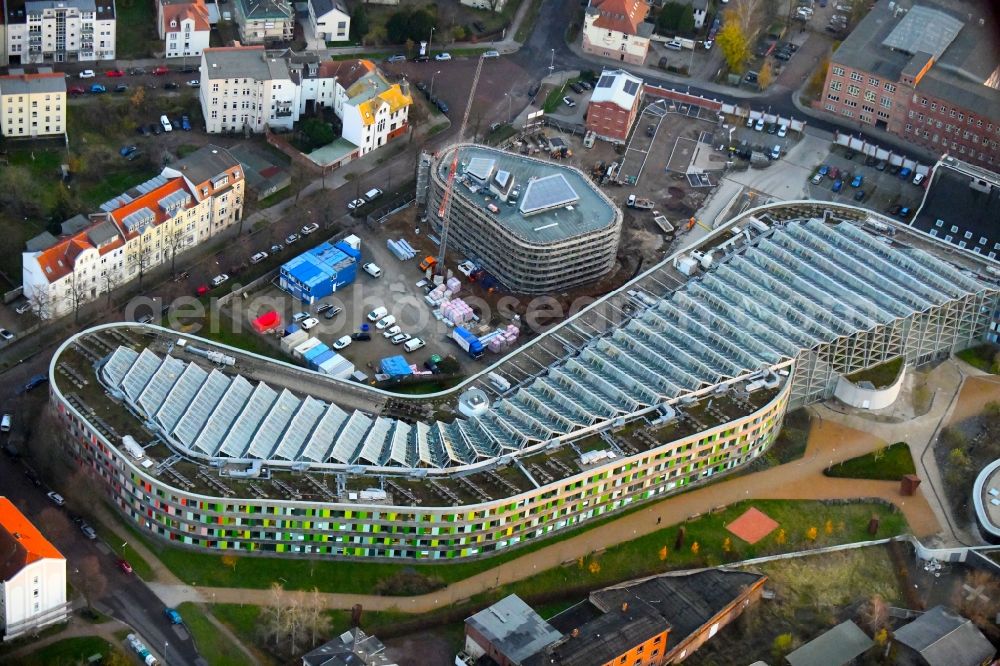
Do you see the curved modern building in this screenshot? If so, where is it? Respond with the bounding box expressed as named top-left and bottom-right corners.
top-left (50, 202), bottom-right (999, 560)
top-left (418, 144), bottom-right (622, 294)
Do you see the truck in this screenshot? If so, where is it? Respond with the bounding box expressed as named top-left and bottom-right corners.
top-left (418, 256), bottom-right (437, 271)
top-left (626, 194), bottom-right (655, 209)
top-left (451, 326), bottom-right (485, 359)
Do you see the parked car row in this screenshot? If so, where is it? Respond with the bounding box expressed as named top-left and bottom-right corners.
top-left (346, 187), bottom-right (384, 211)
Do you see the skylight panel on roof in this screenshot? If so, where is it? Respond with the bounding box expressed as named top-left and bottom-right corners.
top-left (519, 174), bottom-right (579, 217)
top-left (623, 80), bottom-right (640, 96)
top-left (596, 75), bottom-right (614, 88)
top-left (122, 207), bottom-right (156, 234)
top-left (467, 157), bottom-right (496, 183)
top-left (881, 6), bottom-right (963, 59)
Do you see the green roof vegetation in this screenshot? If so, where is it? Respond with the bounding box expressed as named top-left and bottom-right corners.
top-left (845, 357), bottom-right (903, 389)
top-left (957, 344), bottom-right (1000, 373)
top-left (824, 442), bottom-right (916, 481)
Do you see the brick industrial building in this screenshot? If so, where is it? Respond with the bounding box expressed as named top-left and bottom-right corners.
top-left (585, 69), bottom-right (644, 144)
top-left (819, 0), bottom-right (1000, 171)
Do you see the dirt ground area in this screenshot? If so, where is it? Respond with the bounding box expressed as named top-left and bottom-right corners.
top-left (383, 631), bottom-right (460, 666)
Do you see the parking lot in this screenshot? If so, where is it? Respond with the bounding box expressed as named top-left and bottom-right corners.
top-left (226, 221), bottom-right (494, 383)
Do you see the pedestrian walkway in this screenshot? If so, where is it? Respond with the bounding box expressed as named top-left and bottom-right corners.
top-left (137, 412), bottom-right (938, 614)
top-left (0, 614), bottom-right (131, 662)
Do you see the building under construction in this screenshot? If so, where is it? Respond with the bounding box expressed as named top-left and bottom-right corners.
top-left (417, 143), bottom-right (623, 294)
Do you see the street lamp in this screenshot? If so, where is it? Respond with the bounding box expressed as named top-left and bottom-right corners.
top-left (505, 92), bottom-right (512, 123)
top-left (548, 49), bottom-right (555, 74)
top-left (430, 70), bottom-right (441, 98)
top-left (164, 641), bottom-right (168, 665)
top-left (429, 27), bottom-right (436, 53)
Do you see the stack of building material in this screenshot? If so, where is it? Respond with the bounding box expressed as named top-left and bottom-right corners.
top-left (280, 327), bottom-right (308, 353)
top-left (387, 239), bottom-right (416, 261)
top-left (425, 284), bottom-right (450, 307)
top-left (485, 324), bottom-right (520, 353)
top-left (446, 276), bottom-right (461, 293)
top-left (441, 298), bottom-right (474, 325)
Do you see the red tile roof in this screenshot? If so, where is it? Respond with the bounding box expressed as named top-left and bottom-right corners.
top-left (162, 0), bottom-right (210, 33)
top-left (328, 59), bottom-right (376, 91)
top-left (109, 178), bottom-right (192, 241)
top-left (34, 234), bottom-right (94, 283)
top-left (590, 0), bottom-right (648, 35)
top-left (0, 497), bottom-right (65, 582)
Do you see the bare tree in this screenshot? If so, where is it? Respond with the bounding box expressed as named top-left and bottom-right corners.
top-left (262, 582), bottom-right (288, 649)
top-left (858, 593), bottom-right (889, 634)
top-left (36, 507), bottom-right (73, 543)
top-left (78, 555), bottom-right (108, 609)
top-left (128, 236), bottom-right (154, 289)
top-left (62, 468), bottom-right (104, 521)
top-left (164, 228), bottom-right (190, 278)
top-left (101, 269), bottom-right (121, 307)
top-left (66, 272), bottom-right (91, 323)
top-left (730, 0), bottom-right (763, 35)
top-left (26, 288), bottom-right (52, 320)
top-left (303, 588), bottom-right (329, 648)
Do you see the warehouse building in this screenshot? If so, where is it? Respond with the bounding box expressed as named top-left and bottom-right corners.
top-left (418, 144), bottom-right (622, 294)
top-left (278, 235), bottom-right (360, 303)
top-left (48, 201), bottom-right (999, 560)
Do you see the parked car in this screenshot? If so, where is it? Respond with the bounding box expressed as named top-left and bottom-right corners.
top-left (117, 559), bottom-right (133, 574)
top-left (853, 189), bottom-right (866, 201)
top-left (434, 52), bottom-right (452, 61)
top-left (269, 243), bottom-right (284, 254)
top-left (363, 262), bottom-right (382, 278)
top-left (114, 83), bottom-right (129, 93)
top-left (301, 222), bottom-right (320, 235)
top-left (152, 66), bottom-right (170, 75)
top-left (79, 69), bottom-right (96, 78)
top-left (665, 40), bottom-right (683, 50)
top-left (250, 251), bottom-right (268, 264)
top-left (483, 50), bottom-right (500, 59)
top-left (164, 608), bottom-right (183, 625)
top-left (300, 318), bottom-right (319, 330)
top-left (80, 524), bottom-right (97, 540)
top-left (775, 50), bottom-right (792, 61)
top-left (22, 374), bottom-right (48, 392)
top-left (367, 306), bottom-right (387, 322)
top-left (390, 332), bottom-right (412, 345)
top-left (832, 179), bottom-right (844, 192)
top-left (382, 325), bottom-right (402, 338)
top-left (333, 335), bottom-right (352, 350)
top-left (89, 84), bottom-right (106, 94)
top-left (47, 491), bottom-right (65, 506)
top-left (413, 55), bottom-right (430, 63)
top-left (770, 145), bottom-right (781, 160)
top-left (875, 160), bottom-right (887, 171)
top-left (578, 80), bottom-right (592, 90)
top-left (285, 233), bottom-right (300, 244)
top-left (347, 198), bottom-right (366, 210)
top-left (562, 96), bottom-right (576, 108)
top-left (292, 312), bottom-right (310, 323)
top-left (811, 172), bottom-right (824, 185)
top-left (851, 174), bottom-right (863, 188)
top-left (569, 82), bottom-right (584, 94)
top-left (69, 86), bottom-right (86, 96)
top-left (186, 80), bottom-right (200, 87)
top-left (754, 118), bottom-right (765, 131)
top-left (322, 306), bottom-right (343, 320)
top-left (376, 315), bottom-right (397, 330)
top-left (210, 273), bottom-right (229, 287)
top-left (151, 123), bottom-right (162, 136)
top-left (351, 332), bottom-right (372, 341)
top-left (120, 144), bottom-right (138, 157)
top-left (180, 115), bottom-right (191, 131)
top-left (897, 206), bottom-right (911, 218)
top-left (898, 167), bottom-right (912, 179)
top-left (105, 69), bottom-right (125, 77)
top-left (829, 166), bottom-right (840, 180)
top-left (818, 164), bottom-right (830, 177)
top-left (163, 82), bottom-right (179, 90)
top-left (386, 54), bottom-right (407, 63)
top-left (160, 115), bottom-right (172, 132)
top-left (777, 124), bottom-right (787, 137)
top-left (436, 99), bottom-right (449, 114)
top-left (912, 173), bottom-right (926, 186)
top-left (0, 329), bottom-right (14, 341)
top-left (15, 301), bottom-right (31, 315)
top-left (403, 338), bottom-right (426, 352)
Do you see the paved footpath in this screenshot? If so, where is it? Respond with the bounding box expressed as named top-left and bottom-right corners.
top-left (128, 413), bottom-right (938, 614)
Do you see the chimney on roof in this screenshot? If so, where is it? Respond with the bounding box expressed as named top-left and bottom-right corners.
top-left (13, 532), bottom-right (21, 539)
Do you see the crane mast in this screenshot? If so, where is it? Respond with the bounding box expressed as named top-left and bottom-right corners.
top-left (435, 54), bottom-right (487, 270)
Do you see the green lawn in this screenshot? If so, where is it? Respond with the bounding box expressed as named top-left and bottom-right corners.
top-left (177, 602), bottom-right (249, 666)
top-left (116, 0), bottom-right (160, 58)
top-left (957, 344), bottom-right (999, 372)
top-left (15, 636), bottom-right (125, 666)
top-left (845, 356), bottom-right (904, 388)
top-left (824, 442), bottom-right (916, 481)
top-left (80, 168), bottom-right (158, 208)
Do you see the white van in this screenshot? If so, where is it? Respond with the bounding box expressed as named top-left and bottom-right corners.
top-left (403, 338), bottom-right (425, 352)
top-left (364, 188), bottom-right (383, 201)
top-left (665, 41), bottom-right (683, 51)
top-left (0, 414), bottom-right (10, 432)
top-left (367, 306), bottom-right (388, 322)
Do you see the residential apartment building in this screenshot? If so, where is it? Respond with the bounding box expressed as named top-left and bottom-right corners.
top-left (306, 0), bottom-right (349, 43)
top-left (581, 0), bottom-right (652, 66)
top-left (0, 68), bottom-right (65, 137)
top-left (22, 145), bottom-right (243, 318)
top-left (585, 68), bottom-right (643, 143)
top-left (200, 45), bottom-right (300, 133)
top-left (233, 0), bottom-right (293, 45)
top-left (821, 0), bottom-right (1000, 170)
top-left (331, 59), bottom-right (411, 155)
top-left (0, 497), bottom-right (69, 641)
top-left (5, 0), bottom-right (116, 64)
top-left (157, 0), bottom-right (210, 59)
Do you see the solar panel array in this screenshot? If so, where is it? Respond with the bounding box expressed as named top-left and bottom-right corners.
top-left (95, 220), bottom-right (986, 472)
top-left (622, 80), bottom-right (640, 96)
top-left (596, 75), bottom-right (614, 88)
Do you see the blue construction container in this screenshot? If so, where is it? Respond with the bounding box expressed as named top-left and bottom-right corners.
top-left (278, 240), bottom-right (359, 304)
top-left (283, 324), bottom-right (301, 336)
top-left (303, 343), bottom-right (331, 363)
top-left (309, 349), bottom-right (336, 370)
top-left (380, 355), bottom-right (412, 377)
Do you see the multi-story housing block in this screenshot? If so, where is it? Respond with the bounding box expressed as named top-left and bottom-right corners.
top-left (232, 0), bottom-right (293, 45)
top-left (5, 0), bottom-right (115, 64)
top-left (585, 68), bottom-right (643, 144)
top-left (331, 59), bottom-right (410, 155)
top-left (821, 0), bottom-right (1000, 170)
top-left (199, 45), bottom-right (299, 133)
top-left (0, 68), bottom-right (65, 137)
top-left (157, 0), bottom-right (210, 59)
top-left (420, 144), bottom-right (622, 294)
top-left (581, 0), bottom-right (652, 66)
top-left (0, 497), bottom-right (69, 641)
top-left (306, 0), bottom-right (349, 43)
top-left (22, 145), bottom-right (242, 318)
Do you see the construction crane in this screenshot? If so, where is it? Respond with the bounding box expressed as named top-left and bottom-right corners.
top-left (435, 54), bottom-right (488, 270)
